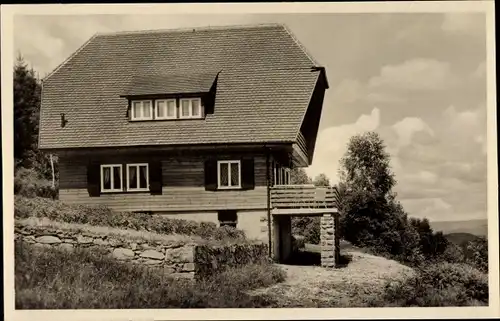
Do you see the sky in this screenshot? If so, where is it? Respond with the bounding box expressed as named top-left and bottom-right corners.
top-left (13, 12), bottom-right (488, 222)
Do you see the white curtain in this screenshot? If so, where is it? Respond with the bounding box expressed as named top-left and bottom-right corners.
top-left (140, 166), bottom-right (147, 188)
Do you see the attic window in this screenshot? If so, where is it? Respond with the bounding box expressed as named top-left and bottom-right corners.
top-left (180, 98), bottom-right (203, 119)
top-left (156, 99), bottom-right (177, 119)
top-left (131, 100), bottom-right (153, 121)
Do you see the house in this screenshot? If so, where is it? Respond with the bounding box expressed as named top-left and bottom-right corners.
top-left (39, 23), bottom-right (339, 265)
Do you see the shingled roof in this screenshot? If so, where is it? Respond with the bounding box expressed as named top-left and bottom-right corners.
top-left (39, 23), bottom-right (328, 150)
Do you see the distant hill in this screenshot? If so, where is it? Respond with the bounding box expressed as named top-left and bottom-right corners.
top-left (430, 219), bottom-right (487, 237)
top-left (445, 232), bottom-right (483, 247)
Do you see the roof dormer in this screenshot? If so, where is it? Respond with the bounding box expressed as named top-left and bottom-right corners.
top-left (120, 71), bottom-right (220, 122)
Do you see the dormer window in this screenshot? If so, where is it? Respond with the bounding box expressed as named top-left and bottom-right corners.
top-left (131, 100), bottom-right (153, 121)
top-left (180, 98), bottom-right (203, 119)
top-left (124, 72), bottom-right (218, 122)
top-left (156, 99), bottom-right (177, 119)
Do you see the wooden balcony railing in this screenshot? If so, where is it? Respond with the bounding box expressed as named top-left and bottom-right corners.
top-left (270, 185), bottom-right (338, 209)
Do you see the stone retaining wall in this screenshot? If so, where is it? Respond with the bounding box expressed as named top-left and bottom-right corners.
top-left (15, 221), bottom-right (196, 279)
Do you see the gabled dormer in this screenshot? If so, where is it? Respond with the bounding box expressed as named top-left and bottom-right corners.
top-left (120, 71), bottom-right (220, 122)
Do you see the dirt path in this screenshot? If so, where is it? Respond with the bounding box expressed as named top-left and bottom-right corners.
top-left (249, 250), bottom-right (415, 307)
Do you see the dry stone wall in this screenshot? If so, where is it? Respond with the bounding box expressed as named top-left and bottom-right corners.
top-left (15, 221), bottom-right (196, 279)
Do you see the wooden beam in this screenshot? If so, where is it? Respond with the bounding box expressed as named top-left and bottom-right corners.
top-left (271, 208), bottom-right (338, 216)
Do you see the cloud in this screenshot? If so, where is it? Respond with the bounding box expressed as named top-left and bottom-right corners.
top-left (309, 103), bottom-right (486, 222)
top-left (441, 13), bottom-right (486, 34)
top-left (329, 78), bottom-right (406, 114)
top-left (391, 117), bottom-right (434, 147)
top-left (405, 170), bottom-right (438, 185)
top-left (368, 58), bottom-right (458, 91)
top-left (472, 61), bottom-right (486, 80)
top-left (306, 108), bottom-right (380, 184)
top-left (401, 198), bottom-right (453, 222)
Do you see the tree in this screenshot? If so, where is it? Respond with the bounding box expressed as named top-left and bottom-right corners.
top-left (313, 173), bottom-right (330, 187)
top-left (13, 53), bottom-right (58, 195)
top-left (14, 54), bottom-right (41, 167)
top-left (290, 167), bottom-right (312, 185)
top-left (337, 131), bottom-right (423, 263)
top-left (339, 131), bottom-right (395, 197)
top-left (410, 217), bottom-right (449, 259)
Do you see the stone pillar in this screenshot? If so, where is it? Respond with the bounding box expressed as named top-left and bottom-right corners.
top-left (320, 213), bottom-right (340, 268)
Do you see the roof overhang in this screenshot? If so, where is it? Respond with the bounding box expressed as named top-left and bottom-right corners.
top-left (43, 141), bottom-right (295, 157)
top-left (121, 71), bottom-right (220, 97)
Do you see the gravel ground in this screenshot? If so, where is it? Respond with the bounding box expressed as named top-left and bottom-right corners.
top-left (247, 249), bottom-right (415, 308)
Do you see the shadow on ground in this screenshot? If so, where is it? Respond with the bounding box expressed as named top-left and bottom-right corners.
top-left (285, 249), bottom-right (321, 266)
top-left (282, 245), bottom-right (353, 268)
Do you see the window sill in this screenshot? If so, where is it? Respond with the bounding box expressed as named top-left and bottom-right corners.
top-left (130, 118), bottom-right (154, 122)
top-left (101, 189), bottom-right (124, 193)
top-left (100, 190), bottom-right (151, 195)
top-left (217, 186), bottom-right (242, 191)
top-left (127, 189), bottom-right (150, 193)
top-left (128, 117), bottom-right (206, 122)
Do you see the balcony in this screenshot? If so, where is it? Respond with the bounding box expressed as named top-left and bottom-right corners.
top-left (270, 185), bottom-right (338, 215)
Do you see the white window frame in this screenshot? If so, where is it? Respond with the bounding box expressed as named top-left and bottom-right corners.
top-left (285, 168), bottom-right (291, 185)
top-left (100, 164), bottom-right (123, 193)
top-left (274, 163), bottom-right (291, 186)
top-left (126, 163), bottom-right (150, 192)
top-left (217, 160), bottom-right (241, 189)
top-left (155, 99), bottom-right (177, 120)
top-left (179, 98), bottom-right (203, 119)
top-left (131, 100), bottom-right (153, 121)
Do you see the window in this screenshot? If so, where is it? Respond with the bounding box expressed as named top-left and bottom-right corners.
top-left (100, 165), bottom-right (123, 192)
top-left (274, 163), bottom-right (291, 185)
top-left (156, 99), bottom-right (177, 119)
top-left (218, 210), bottom-right (237, 228)
top-left (217, 160), bottom-right (241, 189)
top-left (126, 164), bottom-right (149, 191)
top-left (131, 100), bottom-right (153, 120)
top-left (180, 98), bottom-right (203, 119)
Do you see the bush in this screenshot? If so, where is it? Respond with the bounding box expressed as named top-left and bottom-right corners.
top-left (291, 217), bottom-right (320, 244)
top-left (194, 243), bottom-right (269, 280)
top-left (15, 241), bottom-right (284, 309)
top-left (14, 196), bottom-right (246, 241)
top-left (442, 242), bottom-right (465, 264)
top-left (463, 237), bottom-right (488, 273)
top-left (14, 167), bottom-right (58, 199)
top-left (370, 262), bottom-right (488, 307)
top-left (292, 235), bottom-right (305, 252)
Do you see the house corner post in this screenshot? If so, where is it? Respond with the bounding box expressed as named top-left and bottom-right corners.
top-left (265, 148), bottom-right (272, 259)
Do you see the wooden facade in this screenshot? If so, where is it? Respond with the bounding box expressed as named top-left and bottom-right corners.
top-left (58, 150), bottom-right (270, 213)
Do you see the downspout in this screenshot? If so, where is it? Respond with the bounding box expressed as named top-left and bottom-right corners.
top-left (265, 147), bottom-right (272, 258)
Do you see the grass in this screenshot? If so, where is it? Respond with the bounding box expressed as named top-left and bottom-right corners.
top-left (15, 196), bottom-right (246, 242)
top-left (364, 262), bottom-right (489, 307)
top-left (15, 241), bottom-right (285, 309)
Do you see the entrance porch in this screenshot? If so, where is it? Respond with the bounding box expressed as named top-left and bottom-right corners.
top-left (268, 185), bottom-right (341, 268)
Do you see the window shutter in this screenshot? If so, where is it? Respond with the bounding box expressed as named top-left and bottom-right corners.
top-left (149, 161), bottom-right (163, 195)
top-left (204, 159), bottom-right (218, 191)
top-left (87, 163), bottom-right (100, 197)
top-left (241, 157), bottom-right (255, 190)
